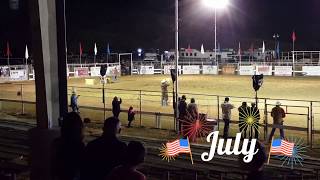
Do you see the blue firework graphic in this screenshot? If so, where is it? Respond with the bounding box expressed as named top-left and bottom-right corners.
top-left (273, 137), bottom-right (307, 168)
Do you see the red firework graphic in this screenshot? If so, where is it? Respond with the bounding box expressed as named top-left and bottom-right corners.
top-left (180, 112), bottom-right (214, 142)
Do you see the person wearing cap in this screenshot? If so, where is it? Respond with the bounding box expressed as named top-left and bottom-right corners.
top-left (269, 101), bottom-right (286, 142)
top-left (70, 91), bottom-right (80, 113)
top-left (221, 97), bottom-right (235, 139)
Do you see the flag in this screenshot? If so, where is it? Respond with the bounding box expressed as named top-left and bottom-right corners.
top-left (79, 43), bottom-right (83, 56)
top-left (94, 43), bottom-right (97, 56)
top-left (238, 42), bottom-right (241, 55)
top-left (292, 31), bottom-right (296, 42)
top-left (201, 44), bottom-right (205, 54)
top-left (6, 42), bottom-right (10, 57)
top-left (262, 41), bottom-right (265, 53)
top-left (270, 139), bottom-right (294, 156)
top-left (25, 45), bottom-right (29, 60)
top-left (186, 44), bottom-right (192, 53)
top-left (107, 43), bottom-right (110, 55)
top-left (276, 41), bottom-right (280, 58)
top-left (166, 139), bottom-right (191, 156)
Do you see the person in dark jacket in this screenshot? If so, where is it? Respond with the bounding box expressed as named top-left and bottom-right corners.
top-left (107, 141), bottom-right (146, 180)
top-left (251, 102), bottom-right (261, 139)
top-left (112, 96), bottom-right (122, 118)
top-left (70, 91), bottom-right (80, 113)
top-left (238, 102), bottom-right (249, 139)
top-left (127, 106), bottom-right (135, 128)
top-left (52, 112), bottom-right (85, 180)
top-left (268, 101), bottom-right (286, 142)
top-left (81, 117), bottom-right (126, 180)
top-left (178, 95), bottom-right (187, 133)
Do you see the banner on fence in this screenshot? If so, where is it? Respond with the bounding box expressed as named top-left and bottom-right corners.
top-left (107, 65), bottom-right (121, 76)
top-left (90, 67), bottom-right (101, 77)
top-left (239, 66), bottom-right (255, 75)
top-left (163, 65), bottom-right (182, 75)
top-left (139, 65), bottom-right (154, 75)
top-left (222, 66), bottom-right (235, 75)
top-left (183, 65), bottom-right (200, 74)
top-left (256, 66), bottom-right (272, 75)
top-left (75, 67), bottom-right (89, 77)
top-left (302, 66), bottom-right (320, 76)
top-left (10, 70), bottom-right (27, 80)
top-left (202, 65), bottom-right (218, 74)
top-left (274, 66), bottom-right (292, 76)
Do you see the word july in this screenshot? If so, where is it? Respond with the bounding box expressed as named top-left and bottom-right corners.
top-left (201, 131), bottom-right (258, 163)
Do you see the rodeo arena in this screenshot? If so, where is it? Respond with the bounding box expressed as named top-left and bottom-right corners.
top-left (0, 42), bottom-right (320, 180)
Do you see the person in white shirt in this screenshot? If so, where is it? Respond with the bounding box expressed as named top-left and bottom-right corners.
top-left (221, 97), bottom-right (235, 138)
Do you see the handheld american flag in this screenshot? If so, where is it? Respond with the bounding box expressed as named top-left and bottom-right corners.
top-left (270, 139), bottom-right (294, 156)
top-left (160, 138), bottom-right (193, 164)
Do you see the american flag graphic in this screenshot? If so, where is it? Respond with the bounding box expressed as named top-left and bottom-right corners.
top-left (166, 139), bottom-right (191, 156)
top-left (270, 139), bottom-right (295, 156)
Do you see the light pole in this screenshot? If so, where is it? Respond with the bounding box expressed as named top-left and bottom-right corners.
top-left (203, 0), bottom-right (229, 63)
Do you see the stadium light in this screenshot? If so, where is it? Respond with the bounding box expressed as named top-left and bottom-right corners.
top-left (203, 0), bottom-right (229, 63)
top-left (203, 0), bottom-right (229, 9)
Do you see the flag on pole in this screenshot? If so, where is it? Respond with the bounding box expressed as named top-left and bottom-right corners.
top-left (270, 139), bottom-right (295, 156)
top-left (107, 43), bottom-right (110, 55)
top-left (79, 43), bottom-right (83, 56)
top-left (186, 44), bottom-right (192, 53)
top-left (292, 31), bottom-right (296, 42)
top-left (262, 41), bottom-right (265, 53)
top-left (94, 43), bottom-right (98, 56)
top-left (276, 41), bottom-right (280, 59)
top-left (238, 42), bottom-right (241, 62)
top-left (6, 42), bottom-right (10, 57)
top-left (25, 45), bottom-right (29, 60)
top-left (201, 44), bottom-right (205, 54)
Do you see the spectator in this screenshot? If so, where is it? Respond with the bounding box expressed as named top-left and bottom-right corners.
top-left (127, 106), bottom-right (135, 128)
top-left (178, 95), bottom-right (188, 132)
top-left (187, 98), bottom-right (198, 119)
top-left (107, 141), bottom-right (146, 180)
top-left (239, 141), bottom-right (267, 180)
top-left (221, 97), bottom-right (234, 139)
top-left (81, 117), bottom-right (127, 180)
top-left (52, 112), bottom-right (85, 180)
top-left (112, 96), bottom-right (122, 118)
top-left (70, 91), bottom-right (80, 113)
top-left (238, 102), bottom-right (249, 139)
top-left (268, 101), bottom-right (286, 142)
top-left (251, 102), bottom-right (260, 139)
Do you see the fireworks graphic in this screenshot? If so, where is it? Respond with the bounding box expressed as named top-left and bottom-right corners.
top-left (180, 112), bottom-right (214, 142)
top-left (238, 106), bottom-right (261, 137)
top-left (273, 137), bottom-right (307, 168)
top-left (159, 143), bottom-right (176, 162)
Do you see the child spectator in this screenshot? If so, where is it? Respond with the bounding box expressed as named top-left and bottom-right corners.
top-left (127, 106), bottom-right (135, 128)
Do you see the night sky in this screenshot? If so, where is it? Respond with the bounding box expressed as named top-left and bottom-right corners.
top-left (1, 0), bottom-right (320, 57)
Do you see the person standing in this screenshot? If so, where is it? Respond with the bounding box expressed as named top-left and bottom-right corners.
top-left (178, 95), bottom-right (188, 133)
top-left (238, 102), bottom-right (248, 139)
top-left (221, 97), bottom-right (234, 139)
top-left (70, 91), bottom-right (80, 113)
top-left (187, 98), bottom-right (198, 120)
top-left (112, 96), bottom-right (122, 118)
top-left (127, 106), bottom-right (135, 128)
top-left (251, 102), bottom-right (260, 139)
top-left (268, 101), bottom-right (286, 142)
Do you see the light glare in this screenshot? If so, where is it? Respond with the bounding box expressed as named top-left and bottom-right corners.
top-left (203, 0), bottom-right (229, 9)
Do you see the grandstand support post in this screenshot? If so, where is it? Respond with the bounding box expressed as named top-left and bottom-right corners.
top-left (264, 99), bottom-right (268, 140)
top-left (139, 90), bottom-right (142, 127)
